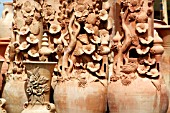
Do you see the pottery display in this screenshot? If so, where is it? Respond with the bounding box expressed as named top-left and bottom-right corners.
top-left (0, 0), bottom-right (169, 113)
top-left (108, 0), bottom-right (169, 113)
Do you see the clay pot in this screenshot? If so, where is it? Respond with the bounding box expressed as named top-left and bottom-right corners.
top-left (154, 22), bottom-right (170, 113)
top-left (108, 77), bottom-right (168, 113)
top-left (0, 2), bottom-right (13, 39)
top-left (21, 61), bottom-right (56, 113)
top-left (53, 80), bottom-right (107, 113)
top-left (2, 80), bottom-right (27, 113)
top-left (0, 2), bottom-right (12, 91)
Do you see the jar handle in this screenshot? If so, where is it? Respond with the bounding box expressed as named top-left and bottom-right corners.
top-left (2, 9), bottom-right (9, 19)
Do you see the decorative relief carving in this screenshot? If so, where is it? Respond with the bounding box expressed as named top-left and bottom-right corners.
top-left (50, 0), bottom-right (113, 87)
top-left (2, 0), bottom-right (169, 113)
top-left (109, 0), bottom-right (162, 86)
top-left (26, 67), bottom-right (49, 106)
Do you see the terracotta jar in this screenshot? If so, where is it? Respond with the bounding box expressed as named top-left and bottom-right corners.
top-left (2, 79), bottom-right (27, 113)
top-left (2, 60), bottom-right (27, 113)
top-left (21, 61), bottom-right (56, 113)
top-left (0, 2), bottom-right (13, 39)
top-left (154, 21), bottom-right (170, 113)
top-left (53, 80), bottom-right (107, 113)
top-left (108, 76), bottom-right (168, 113)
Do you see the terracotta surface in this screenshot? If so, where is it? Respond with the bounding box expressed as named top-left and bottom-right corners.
top-left (0, 0), bottom-right (169, 113)
top-left (21, 61), bottom-right (56, 113)
top-left (154, 21), bottom-right (170, 113)
top-left (0, 61), bottom-right (7, 113)
top-left (108, 0), bottom-right (169, 112)
top-left (0, 2), bottom-right (13, 39)
top-left (0, 2), bottom-right (12, 91)
top-left (2, 80), bottom-right (27, 113)
top-left (54, 80), bottom-right (107, 113)
top-left (108, 78), bottom-right (159, 113)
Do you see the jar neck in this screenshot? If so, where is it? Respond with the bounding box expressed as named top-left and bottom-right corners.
top-left (3, 3), bottom-right (13, 12)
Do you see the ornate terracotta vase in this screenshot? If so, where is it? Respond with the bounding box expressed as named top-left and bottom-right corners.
top-left (21, 61), bottom-right (56, 113)
top-left (107, 0), bottom-right (169, 113)
top-left (53, 80), bottom-right (107, 113)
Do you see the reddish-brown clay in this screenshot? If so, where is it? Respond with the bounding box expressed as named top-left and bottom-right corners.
top-left (54, 80), bottom-right (107, 113)
top-left (154, 20), bottom-right (170, 113)
top-left (21, 61), bottom-right (56, 113)
top-left (108, 77), bottom-right (167, 113)
top-left (2, 80), bottom-right (27, 113)
top-left (108, 0), bottom-right (169, 113)
top-left (1, 0), bottom-right (169, 113)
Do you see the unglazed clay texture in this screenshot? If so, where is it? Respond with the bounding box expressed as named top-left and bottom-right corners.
top-left (108, 0), bottom-right (169, 113)
top-left (110, 0), bottom-right (158, 84)
top-left (0, 0), bottom-right (169, 113)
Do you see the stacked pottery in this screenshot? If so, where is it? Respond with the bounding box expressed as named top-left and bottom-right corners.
top-left (21, 33), bottom-right (56, 113)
